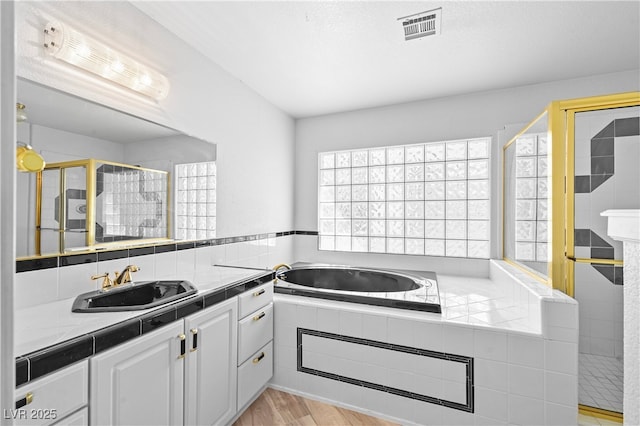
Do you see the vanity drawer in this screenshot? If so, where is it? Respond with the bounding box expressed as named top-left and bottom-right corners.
top-left (238, 302), bottom-right (273, 365)
top-left (14, 360), bottom-right (88, 426)
top-left (238, 281), bottom-right (273, 318)
top-left (237, 341), bottom-right (273, 410)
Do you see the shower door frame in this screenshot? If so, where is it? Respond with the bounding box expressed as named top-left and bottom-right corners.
top-left (560, 92), bottom-right (639, 422)
top-left (502, 91), bottom-right (639, 422)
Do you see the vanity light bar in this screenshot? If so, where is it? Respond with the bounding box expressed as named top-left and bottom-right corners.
top-left (43, 22), bottom-right (170, 101)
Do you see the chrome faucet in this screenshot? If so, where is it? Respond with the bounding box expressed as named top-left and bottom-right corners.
top-left (113, 265), bottom-right (140, 286)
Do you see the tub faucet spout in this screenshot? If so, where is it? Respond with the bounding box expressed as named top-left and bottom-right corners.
top-left (272, 263), bottom-right (291, 273)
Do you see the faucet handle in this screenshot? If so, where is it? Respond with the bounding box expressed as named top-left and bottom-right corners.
top-left (91, 272), bottom-right (114, 291)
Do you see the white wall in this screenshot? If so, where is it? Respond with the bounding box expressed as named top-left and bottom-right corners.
top-left (16, 1), bottom-right (296, 240)
top-left (293, 70), bottom-right (640, 273)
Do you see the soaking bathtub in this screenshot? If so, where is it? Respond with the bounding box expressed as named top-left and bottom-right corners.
top-left (273, 264), bottom-right (441, 313)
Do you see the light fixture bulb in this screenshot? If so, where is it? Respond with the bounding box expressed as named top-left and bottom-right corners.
top-left (43, 22), bottom-right (170, 100)
top-left (16, 103), bottom-right (27, 122)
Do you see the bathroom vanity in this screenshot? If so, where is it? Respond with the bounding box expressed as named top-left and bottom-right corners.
top-left (13, 267), bottom-right (274, 426)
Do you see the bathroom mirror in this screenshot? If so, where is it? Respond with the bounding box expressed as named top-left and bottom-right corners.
top-left (16, 78), bottom-right (216, 259)
top-left (503, 111), bottom-right (551, 279)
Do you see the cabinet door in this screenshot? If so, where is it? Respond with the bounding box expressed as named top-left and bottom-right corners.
top-left (90, 321), bottom-right (185, 426)
top-left (184, 297), bottom-right (238, 426)
top-left (52, 407), bottom-right (88, 425)
top-left (14, 360), bottom-right (88, 426)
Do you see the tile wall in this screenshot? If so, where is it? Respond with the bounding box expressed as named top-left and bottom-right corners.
top-left (14, 234), bottom-right (295, 310)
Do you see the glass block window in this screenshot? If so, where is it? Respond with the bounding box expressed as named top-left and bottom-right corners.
top-left (175, 162), bottom-right (216, 240)
top-left (514, 133), bottom-right (548, 262)
top-left (318, 138), bottom-right (491, 258)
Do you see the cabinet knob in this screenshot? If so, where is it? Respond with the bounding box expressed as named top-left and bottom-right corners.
top-left (253, 352), bottom-right (265, 364)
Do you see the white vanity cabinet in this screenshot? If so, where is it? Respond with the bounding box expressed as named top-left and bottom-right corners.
top-left (90, 297), bottom-right (238, 426)
top-left (183, 297), bottom-right (238, 426)
top-left (90, 321), bottom-right (185, 425)
top-left (13, 360), bottom-right (88, 426)
top-left (236, 282), bottom-right (274, 410)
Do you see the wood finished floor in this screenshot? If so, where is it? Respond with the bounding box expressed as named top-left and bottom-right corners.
top-left (233, 388), bottom-right (399, 426)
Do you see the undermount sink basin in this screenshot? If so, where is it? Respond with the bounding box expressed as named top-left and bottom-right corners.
top-left (72, 280), bottom-right (198, 313)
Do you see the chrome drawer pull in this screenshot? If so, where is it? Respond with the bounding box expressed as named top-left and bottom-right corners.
top-left (253, 312), bottom-right (266, 321)
top-left (253, 352), bottom-right (265, 364)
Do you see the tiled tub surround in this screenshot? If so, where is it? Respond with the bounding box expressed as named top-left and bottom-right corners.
top-left (14, 266), bottom-right (274, 386)
top-left (272, 260), bottom-right (579, 426)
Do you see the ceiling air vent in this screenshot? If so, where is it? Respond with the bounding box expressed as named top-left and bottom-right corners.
top-left (398, 8), bottom-right (441, 41)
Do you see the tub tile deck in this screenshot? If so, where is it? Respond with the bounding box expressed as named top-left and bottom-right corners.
top-left (437, 275), bottom-right (538, 333)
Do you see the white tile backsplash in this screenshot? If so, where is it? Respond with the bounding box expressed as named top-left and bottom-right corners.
top-left (14, 268), bottom-right (59, 309)
top-left (16, 233), bottom-right (294, 307)
top-left (57, 262), bottom-right (98, 299)
top-left (96, 258), bottom-right (130, 280)
top-left (153, 251), bottom-right (177, 279)
top-left (129, 254), bottom-right (156, 282)
top-left (175, 248), bottom-right (196, 281)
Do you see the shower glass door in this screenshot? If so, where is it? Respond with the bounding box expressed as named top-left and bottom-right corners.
top-left (568, 104), bottom-right (640, 417)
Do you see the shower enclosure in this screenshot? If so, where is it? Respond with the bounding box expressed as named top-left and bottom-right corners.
top-left (34, 159), bottom-right (170, 255)
top-left (503, 92), bottom-right (640, 422)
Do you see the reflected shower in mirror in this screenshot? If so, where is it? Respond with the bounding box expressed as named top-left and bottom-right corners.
top-left (16, 78), bottom-right (216, 258)
top-left (503, 111), bottom-right (551, 278)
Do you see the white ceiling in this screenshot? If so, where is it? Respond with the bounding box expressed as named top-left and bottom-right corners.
top-left (134, 1), bottom-right (640, 118)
